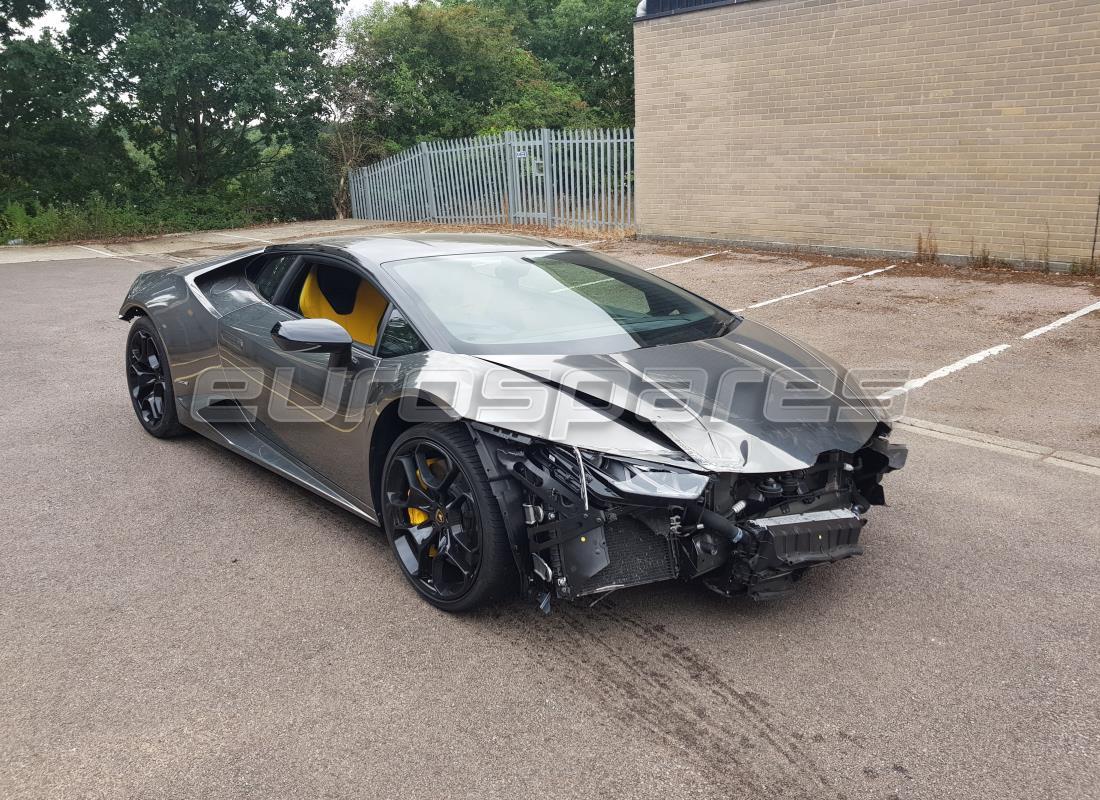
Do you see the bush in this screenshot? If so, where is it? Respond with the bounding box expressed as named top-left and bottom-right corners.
top-left (0, 192), bottom-right (275, 244)
top-left (2, 201), bottom-right (32, 241)
top-left (265, 144), bottom-right (335, 220)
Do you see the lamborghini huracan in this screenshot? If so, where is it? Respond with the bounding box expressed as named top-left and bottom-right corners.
top-left (121, 234), bottom-right (906, 611)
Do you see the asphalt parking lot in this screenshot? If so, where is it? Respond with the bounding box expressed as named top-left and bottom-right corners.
top-left (2, 223), bottom-right (1098, 799)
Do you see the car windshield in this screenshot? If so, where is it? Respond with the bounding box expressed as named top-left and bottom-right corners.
top-left (381, 250), bottom-right (735, 355)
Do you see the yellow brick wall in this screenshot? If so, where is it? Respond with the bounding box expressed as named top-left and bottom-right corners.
top-left (634, 0), bottom-right (1100, 265)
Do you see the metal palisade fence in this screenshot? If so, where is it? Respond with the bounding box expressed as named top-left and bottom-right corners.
top-left (349, 128), bottom-right (634, 231)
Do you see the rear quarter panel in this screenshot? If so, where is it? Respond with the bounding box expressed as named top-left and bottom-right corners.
top-left (120, 252), bottom-right (262, 427)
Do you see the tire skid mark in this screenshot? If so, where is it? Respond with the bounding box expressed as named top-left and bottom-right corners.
top-left (559, 609), bottom-right (775, 747)
top-left (555, 609), bottom-right (823, 798)
top-left (617, 610), bottom-right (861, 793)
top-left (554, 611), bottom-right (770, 774)
top-left (506, 600), bottom-right (848, 799)
top-left (533, 609), bottom-right (772, 797)
top-left (610, 611), bottom-right (824, 772)
top-left (575, 605), bottom-right (843, 797)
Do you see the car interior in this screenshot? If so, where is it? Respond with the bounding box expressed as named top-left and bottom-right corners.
top-left (251, 256), bottom-right (388, 347)
top-left (241, 253), bottom-right (427, 357)
top-left (296, 262), bottom-right (389, 346)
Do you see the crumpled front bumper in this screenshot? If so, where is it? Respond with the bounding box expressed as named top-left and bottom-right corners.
top-left (470, 422), bottom-right (907, 607)
top-left (701, 507), bottom-right (868, 600)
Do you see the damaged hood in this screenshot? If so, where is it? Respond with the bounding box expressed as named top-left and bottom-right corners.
top-left (469, 319), bottom-right (885, 473)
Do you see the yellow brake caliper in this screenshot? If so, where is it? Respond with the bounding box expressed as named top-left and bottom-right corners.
top-left (406, 458), bottom-right (438, 531)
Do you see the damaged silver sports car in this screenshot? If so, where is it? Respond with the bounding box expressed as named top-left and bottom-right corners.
top-left (120, 234), bottom-right (906, 611)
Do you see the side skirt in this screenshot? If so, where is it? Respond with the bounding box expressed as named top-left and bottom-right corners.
top-left (183, 411), bottom-right (379, 526)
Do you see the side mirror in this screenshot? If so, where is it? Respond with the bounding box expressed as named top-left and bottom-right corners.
top-left (271, 318), bottom-right (353, 365)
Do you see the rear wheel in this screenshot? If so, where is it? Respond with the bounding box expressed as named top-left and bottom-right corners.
top-left (381, 424), bottom-right (515, 611)
top-left (125, 316), bottom-right (186, 438)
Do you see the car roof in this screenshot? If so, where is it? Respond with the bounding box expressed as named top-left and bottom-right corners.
top-left (265, 232), bottom-right (567, 266)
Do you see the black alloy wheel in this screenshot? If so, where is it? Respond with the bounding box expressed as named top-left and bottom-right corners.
top-left (125, 316), bottom-right (185, 438)
top-left (382, 424), bottom-right (515, 611)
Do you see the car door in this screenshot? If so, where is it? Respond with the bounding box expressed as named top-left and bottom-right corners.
top-left (217, 253), bottom-right (384, 504)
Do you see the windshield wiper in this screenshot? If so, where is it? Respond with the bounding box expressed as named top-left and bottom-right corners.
top-left (714, 314), bottom-right (741, 338)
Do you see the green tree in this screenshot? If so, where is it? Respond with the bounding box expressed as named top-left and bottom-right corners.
top-left (481, 78), bottom-right (593, 132)
top-left (444, 0), bottom-right (636, 124)
top-left (534, 0), bottom-right (635, 125)
top-left (443, 0), bottom-right (557, 40)
top-left (264, 137), bottom-right (334, 219)
top-left (322, 60), bottom-right (390, 217)
top-left (344, 1), bottom-right (593, 150)
top-left (1, 0), bottom-right (50, 41)
top-left (0, 33), bottom-right (138, 205)
top-left (62, 0), bottom-right (341, 190)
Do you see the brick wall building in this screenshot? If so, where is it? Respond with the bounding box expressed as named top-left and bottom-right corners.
top-left (634, 0), bottom-right (1100, 266)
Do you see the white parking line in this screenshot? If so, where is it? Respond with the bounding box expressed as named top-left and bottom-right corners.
top-left (74, 244), bottom-right (145, 264)
top-left (876, 296), bottom-right (1100, 400)
top-left (552, 274), bottom-right (615, 292)
top-left (733, 264), bottom-right (898, 313)
top-left (877, 344), bottom-right (1011, 400)
top-left (1019, 299), bottom-right (1100, 340)
top-left (552, 250), bottom-right (731, 293)
top-left (644, 251), bottom-right (731, 272)
top-left (210, 232), bottom-right (275, 244)
top-left (75, 244), bottom-right (116, 258)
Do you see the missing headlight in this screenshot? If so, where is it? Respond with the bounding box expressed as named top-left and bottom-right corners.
top-left (590, 457), bottom-right (709, 501)
top-left (555, 446), bottom-right (709, 503)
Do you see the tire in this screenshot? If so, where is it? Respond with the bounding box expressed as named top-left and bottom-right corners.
top-left (381, 423), bottom-right (516, 611)
top-left (125, 316), bottom-right (186, 439)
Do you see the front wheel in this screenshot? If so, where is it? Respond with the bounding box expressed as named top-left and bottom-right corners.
top-left (381, 424), bottom-right (516, 611)
top-left (125, 316), bottom-right (186, 438)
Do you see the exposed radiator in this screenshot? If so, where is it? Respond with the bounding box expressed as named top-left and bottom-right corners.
top-left (571, 511), bottom-right (677, 596)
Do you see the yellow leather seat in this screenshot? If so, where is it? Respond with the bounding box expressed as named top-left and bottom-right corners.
top-left (299, 265), bottom-right (388, 346)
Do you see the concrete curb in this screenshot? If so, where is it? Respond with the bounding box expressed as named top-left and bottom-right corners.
top-left (897, 416), bottom-right (1100, 477)
top-left (637, 234), bottom-right (1077, 273)
top-left (1049, 451), bottom-right (1100, 469)
top-left (0, 220), bottom-right (393, 265)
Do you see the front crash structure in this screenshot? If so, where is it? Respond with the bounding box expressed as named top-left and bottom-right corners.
top-left (471, 423), bottom-right (907, 609)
